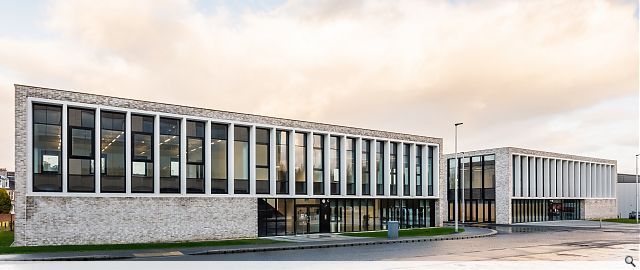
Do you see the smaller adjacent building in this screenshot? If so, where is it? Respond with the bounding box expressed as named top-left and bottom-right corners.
top-left (444, 147), bottom-right (617, 224)
top-left (616, 173), bottom-right (639, 218)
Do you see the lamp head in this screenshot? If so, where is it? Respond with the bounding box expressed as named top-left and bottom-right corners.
top-left (455, 122), bottom-right (464, 126)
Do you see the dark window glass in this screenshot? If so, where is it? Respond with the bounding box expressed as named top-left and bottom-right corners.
top-left (256, 128), bottom-right (270, 194)
top-left (160, 117), bottom-right (180, 193)
top-left (211, 123), bottom-right (228, 194)
top-left (276, 130), bottom-right (289, 194)
top-left (346, 138), bottom-right (356, 195)
top-left (330, 136), bottom-right (340, 195)
top-left (187, 120), bottom-right (204, 194)
top-left (100, 111), bottom-right (125, 193)
top-left (416, 145), bottom-right (423, 196)
top-left (313, 134), bottom-right (324, 195)
top-left (68, 108), bottom-right (95, 192)
top-left (234, 126), bottom-right (250, 194)
top-left (295, 133), bottom-right (307, 194)
top-left (131, 114), bottom-right (154, 193)
top-left (33, 104), bottom-right (62, 192)
top-left (361, 140), bottom-right (370, 195)
top-left (376, 141), bottom-right (384, 195)
top-left (390, 142), bottom-right (398, 196)
top-left (427, 146), bottom-right (434, 196)
top-left (403, 144), bottom-right (410, 195)
top-left (472, 156), bottom-right (482, 199)
top-left (483, 155), bottom-right (495, 199)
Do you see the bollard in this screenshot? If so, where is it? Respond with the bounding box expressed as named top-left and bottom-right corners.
top-left (599, 218), bottom-right (602, 228)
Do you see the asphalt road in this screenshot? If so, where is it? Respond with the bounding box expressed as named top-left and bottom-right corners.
top-left (130, 225), bottom-right (639, 261)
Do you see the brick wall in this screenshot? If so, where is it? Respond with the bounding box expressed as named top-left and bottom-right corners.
top-left (20, 196), bottom-right (256, 246)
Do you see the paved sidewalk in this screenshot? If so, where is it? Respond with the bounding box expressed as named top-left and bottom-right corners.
top-left (0, 226), bottom-right (495, 261)
top-left (512, 220), bottom-right (640, 231)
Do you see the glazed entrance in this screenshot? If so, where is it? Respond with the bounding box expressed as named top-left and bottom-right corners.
top-left (258, 198), bottom-right (436, 236)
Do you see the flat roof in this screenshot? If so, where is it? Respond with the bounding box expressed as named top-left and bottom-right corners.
top-left (444, 146), bottom-right (616, 164)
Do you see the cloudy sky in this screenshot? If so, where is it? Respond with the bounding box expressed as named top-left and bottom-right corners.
top-left (0, 0), bottom-right (637, 173)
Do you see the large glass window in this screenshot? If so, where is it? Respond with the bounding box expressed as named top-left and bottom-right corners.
top-left (234, 126), bottom-right (249, 194)
top-left (330, 136), bottom-right (340, 195)
top-left (416, 145), bottom-right (423, 196)
top-left (361, 139), bottom-right (370, 195)
top-left (159, 118), bottom-right (180, 193)
top-left (428, 146), bottom-right (434, 196)
top-left (131, 114), bottom-right (154, 193)
top-left (313, 134), bottom-right (324, 195)
top-left (346, 138), bottom-right (356, 195)
top-left (295, 132), bottom-right (307, 194)
top-left (186, 121), bottom-right (204, 194)
top-left (211, 123), bottom-right (228, 194)
top-left (483, 155), bottom-right (495, 199)
top-left (376, 141), bottom-right (384, 195)
top-left (390, 143), bottom-right (398, 196)
top-left (471, 156), bottom-right (482, 199)
top-left (446, 154), bottom-right (497, 223)
top-left (33, 104), bottom-right (62, 192)
top-left (276, 130), bottom-right (288, 194)
top-left (68, 108), bottom-right (95, 192)
top-left (256, 128), bottom-right (270, 194)
top-left (100, 111), bottom-right (125, 193)
top-left (403, 144), bottom-right (410, 195)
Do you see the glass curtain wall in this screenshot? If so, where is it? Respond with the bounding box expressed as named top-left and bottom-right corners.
top-left (211, 123), bottom-right (228, 194)
top-left (234, 126), bottom-right (250, 194)
top-left (361, 139), bottom-right (370, 195)
top-left (159, 118), bottom-right (180, 193)
top-left (276, 130), bottom-right (289, 194)
top-left (312, 134), bottom-right (324, 195)
top-left (512, 199), bottom-right (581, 223)
top-left (390, 143), bottom-right (398, 196)
top-left (67, 108), bottom-right (95, 192)
top-left (346, 138), bottom-right (356, 195)
top-left (256, 128), bottom-right (270, 194)
top-left (258, 198), bottom-right (436, 237)
top-left (416, 145), bottom-right (422, 196)
top-left (428, 146), bottom-right (434, 196)
top-left (100, 111), bottom-right (125, 193)
top-left (403, 144), bottom-right (410, 195)
top-left (330, 136), bottom-right (340, 195)
top-left (294, 132), bottom-right (307, 194)
top-left (376, 141), bottom-right (384, 195)
top-left (447, 154), bottom-right (497, 223)
top-left (131, 115), bottom-right (154, 193)
top-left (186, 121), bottom-right (204, 193)
top-left (32, 104), bottom-right (62, 192)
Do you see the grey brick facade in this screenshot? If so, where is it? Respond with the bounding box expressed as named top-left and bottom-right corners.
top-left (14, 84), bottom-right (445, 246)
top-left (444, 147), bottom-right (617, 224)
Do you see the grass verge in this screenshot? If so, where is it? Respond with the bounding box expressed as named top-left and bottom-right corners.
top-left (0, 231), bottom-right (283, 255)
top-left (599, 218), bottom-right (640, 224)
top-left (341, 227), bottom-right (462, 238)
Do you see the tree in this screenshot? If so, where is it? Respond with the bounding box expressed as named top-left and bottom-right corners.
top-left (0, 189), bottom-right (11, 214)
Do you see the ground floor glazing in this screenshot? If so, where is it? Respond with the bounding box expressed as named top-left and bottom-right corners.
top-left (257, 198), bottom-right (436, 236)
top-left (511, 199), bottom-right (581, 223)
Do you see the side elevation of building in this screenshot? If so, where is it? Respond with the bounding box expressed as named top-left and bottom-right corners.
top-left (444, 147), bottom-right (617, 224)
top-left (14, 84), bottom-right (445, 246)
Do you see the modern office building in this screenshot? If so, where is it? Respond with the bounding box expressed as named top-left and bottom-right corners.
top-left (14, 85), bottom-right (444, 246)
top-left (616, 173), bottom-right (639, 218)
top-left (444, 147), bottom-right (617, 224)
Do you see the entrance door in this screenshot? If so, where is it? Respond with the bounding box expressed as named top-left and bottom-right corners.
top-left (295, 206), bottom-right (321, 234)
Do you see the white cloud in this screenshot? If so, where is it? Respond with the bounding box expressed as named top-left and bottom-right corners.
top-left (0, 0), bottom-right (637, 172)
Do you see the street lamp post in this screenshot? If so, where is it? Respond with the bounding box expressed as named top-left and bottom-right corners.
top-left (454, 122), bottom-right (463, 232)
top-left (636, 154), bottom-right (640, 224)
